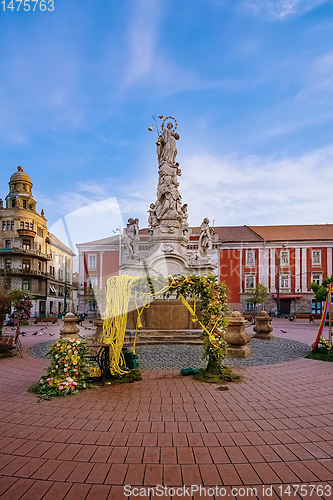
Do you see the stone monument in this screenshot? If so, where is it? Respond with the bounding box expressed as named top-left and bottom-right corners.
top-left (120, 116), bottom-right (216, 277)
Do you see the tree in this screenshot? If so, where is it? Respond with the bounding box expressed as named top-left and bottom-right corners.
top-left (310, 275), bottom-right (333, 302)
top-left (245, 283), bottom-right (269, 316)
top-left (0, 286), bottom-right (11, 336)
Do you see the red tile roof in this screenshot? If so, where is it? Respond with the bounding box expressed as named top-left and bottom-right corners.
top-left (249, 224), bottom-right (333, 242)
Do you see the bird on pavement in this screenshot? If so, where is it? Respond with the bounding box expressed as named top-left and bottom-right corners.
top-left (280, 329), bottom-right (287, 333)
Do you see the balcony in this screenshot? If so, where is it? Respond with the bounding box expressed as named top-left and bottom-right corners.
top-left (0, 247), bottom-right (50, 260)
top-left (17, 228), bottom-right (36, 237)
top-left (0, 268), bottom-right (48, 277)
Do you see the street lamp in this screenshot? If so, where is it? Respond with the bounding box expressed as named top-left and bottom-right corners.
top-left (276, 243), bottom-right (286, 318)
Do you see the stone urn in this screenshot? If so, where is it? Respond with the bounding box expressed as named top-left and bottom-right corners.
top-left (226, 311), bottom-right (251, 358)
top-left (60, 312), bottom-right (80, 340)
top-left (253, 311), bottom-right (274, 340)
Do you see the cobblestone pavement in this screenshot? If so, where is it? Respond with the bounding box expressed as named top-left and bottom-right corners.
top-left (27, 337), bottom-right (310, 369)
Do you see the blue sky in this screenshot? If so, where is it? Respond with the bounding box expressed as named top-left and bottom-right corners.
top-left (1, 0), bottom-right (333, 249)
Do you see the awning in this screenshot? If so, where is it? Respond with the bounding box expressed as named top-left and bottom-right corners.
top-left (273, 294), bottom-right (303, 300)
top-left (49, 285), bottom-right (57, 293)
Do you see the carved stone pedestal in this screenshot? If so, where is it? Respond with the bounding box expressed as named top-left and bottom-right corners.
top-left (60, 313), bottom-right (80, 340)
top-left (92, 317), bottom-right (104, 343)
top-left (253, 311), bottom-right (274, 340)
top-left (226, 311), bottom-right (251, 358)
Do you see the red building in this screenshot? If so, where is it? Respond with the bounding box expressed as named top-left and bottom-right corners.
top-left (77, 224), bottom-right (333, 316)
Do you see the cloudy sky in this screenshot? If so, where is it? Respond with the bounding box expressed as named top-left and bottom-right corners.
top-left (1, 0), bottom-right (333, 248)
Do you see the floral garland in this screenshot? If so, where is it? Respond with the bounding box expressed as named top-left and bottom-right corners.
top-left (164, 273), bottom-right (229, 369)
top-left (31, 338), bottom-right (91, 397)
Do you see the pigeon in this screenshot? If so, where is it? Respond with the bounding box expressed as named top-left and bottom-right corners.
top-left (32, 331), bottom-right (38, 336)
top-left (20, 332), bottom-right (27, 336)
top-left (49, 332), bottom-right (55, 336)
top-left (280, 329), bottom-right (287, 333)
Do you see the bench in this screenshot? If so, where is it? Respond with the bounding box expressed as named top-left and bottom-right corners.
top-left (0, 329), bottom-right (22, 357)
top-left (34, 317), bottom-right (59, 325)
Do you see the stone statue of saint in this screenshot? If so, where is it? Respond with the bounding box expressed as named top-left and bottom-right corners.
top-left (158, 122), bottom-right (179, 166)
top-left (126, 218), bottom-right (139, 257)
top-left (198, 218), bottom-right (212, 258)
top-left (148, 203), bottom-right (158, 232)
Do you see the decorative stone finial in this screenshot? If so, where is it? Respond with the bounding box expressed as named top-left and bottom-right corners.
top-left (253, 311), bottom-right (274, 340)
top-left (17, 166), bottom-right (23, 172)
top-left (60, 312), bottom-right (80, 339)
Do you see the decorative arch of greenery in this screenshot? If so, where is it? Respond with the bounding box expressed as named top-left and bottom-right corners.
top-left (132, 273), bottom-right (230, 375)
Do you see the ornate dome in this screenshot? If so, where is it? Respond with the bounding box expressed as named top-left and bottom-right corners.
top-left (9, 166), bottom-right (32, 184)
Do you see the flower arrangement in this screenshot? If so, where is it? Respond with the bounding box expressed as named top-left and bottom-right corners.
top-left (30, 338), bottom-right (91, 397)
top-left (312, 335), bottom-right (331, 354)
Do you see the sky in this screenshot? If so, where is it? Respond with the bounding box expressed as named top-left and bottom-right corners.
top-left (1, 0), bottom-right (333, 252)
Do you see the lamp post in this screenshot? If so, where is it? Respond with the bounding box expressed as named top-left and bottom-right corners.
top-left (64, 257), bottom-right (67, 315)
top-left (276, 243), bottom-right (286, 318)
top-left (276, 262), bottom-right (280, 318)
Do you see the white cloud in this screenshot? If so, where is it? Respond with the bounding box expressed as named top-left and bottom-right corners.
top-left (180, 147), bottom-right (333, 226)
top-left (296, 52), bottom-right (333, 101)
top-left (241, 0), bottom-right (329, 20)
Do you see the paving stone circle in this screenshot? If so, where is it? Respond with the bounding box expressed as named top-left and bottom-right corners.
top-left (27, 336), bottom-right (310, 369)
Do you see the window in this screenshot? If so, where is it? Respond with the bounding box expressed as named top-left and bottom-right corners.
top-left (87, 276), bottom-right (98, 287)
top-left (246, 251), bottom-right (255, 266)
top-left (312, 250), bottom-right (321, 266)
top-left (37, 261), bottom-right (41, 271)
top-left (22, 279), bottom-right (30, 291)
top-left (29, 223), bottom-right (33, 230)
top-left (88, 254), bottom-right (97, 269)
top-left (25, 222), bottom-right (29, 229)
top-left (311, 273), bottom-right (322, 285)
top-left (22, 260), bottom-right (30, 270)
top-left (5, 239), bottom-right (11, 248)
top-left (11, 198), bottom-right (16, 207)
top-left (245, 274), bottom-right (255, 289)
top-left (22, 184), bottom-right (26, 191)
top-left (58, 269), bottom-right (64, 280)
top-left (280, 250), bottom-right (289, 266)
top-left (6, 221), bottom-right (10, 230)
top-left (37, 227), bottom-right (43, 237)
top-left (312, 300), bottom-right (322, 314)
top-left (280, 275), bottom-right (290, 289)
top-left (22, 200), bottom-right (27, 209)
top-left (2, 221), bottom-right (6, 230)
top-left (22, 239), bottom-right (31, 250)
top-left (5, 259), bottom-right (11, 269)
top-left (58, 286), bottom-right (64, 296)
top-left (245, 301), bottom-right (255, 310)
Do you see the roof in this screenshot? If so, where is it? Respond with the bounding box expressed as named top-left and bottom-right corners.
top-left (249, 224), bottom-right (333, 242)
top-left (9, 166), bottom-right (32, 184)
top-left (204, 225), bottom-right (264, 243)
top-left (49, 233), bottom-right (76, 256)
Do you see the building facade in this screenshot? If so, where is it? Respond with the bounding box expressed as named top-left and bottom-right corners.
top-left (0, 166), bottom-right (75, 317)
top-left (77, 224), bottom-right (333, 316)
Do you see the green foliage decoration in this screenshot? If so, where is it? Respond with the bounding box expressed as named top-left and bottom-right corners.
top-left (164, 273), bottom-right (229, 372)
top-left (29, 338), bottom-right (91, 397)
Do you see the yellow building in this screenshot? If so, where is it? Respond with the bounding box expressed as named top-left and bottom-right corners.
top-left (0, 166), bottom-right (75, 318)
